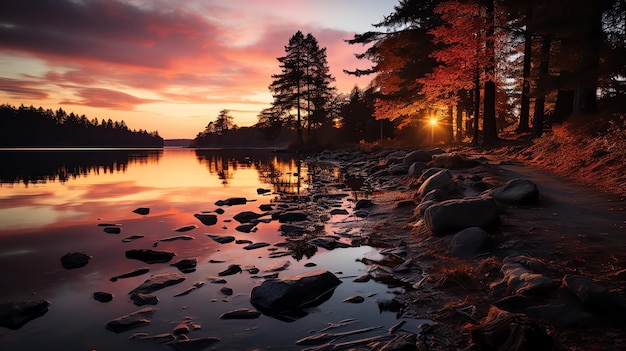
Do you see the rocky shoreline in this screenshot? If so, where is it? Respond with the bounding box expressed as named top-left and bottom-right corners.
top-left (304, 147), bottom-right (626, 350)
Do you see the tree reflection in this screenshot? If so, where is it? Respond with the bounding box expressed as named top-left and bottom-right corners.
top-left (0, 150), bottom-right (162, 186)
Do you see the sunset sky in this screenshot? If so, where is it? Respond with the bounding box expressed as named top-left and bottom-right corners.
top-left (0, 0), bottom-right (398, 139)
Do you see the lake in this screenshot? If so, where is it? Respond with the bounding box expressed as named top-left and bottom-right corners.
top-left (0, 148), bottom-right (410, 351)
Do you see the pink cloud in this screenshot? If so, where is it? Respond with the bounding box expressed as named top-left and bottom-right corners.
top-left (59, 88), bottom-right (157, 110)
top-left (0, 77), bottom-right (49, 100)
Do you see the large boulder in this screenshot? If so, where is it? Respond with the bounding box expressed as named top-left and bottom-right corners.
top-left (250, 270), bottom-right (341, 313)
top-left (562, 274), bottom-right (626, 314)
top-left (403, 150), bottom-right (432, 163)
top-left (449, 227), bottom-right (489, 258)
top-left (194, 213), bottom-right (218, 225)
top-left (489, 179), bottom-right (539, 205)
top-left (417, 170), bottom-right (454, 198)
top-left (424, 197), bottom-right (499, 236)
top-left (233, 211), bottom-right (264, 223)
top-left (429, 153), bottom-right (480, 169)
top-left (492, 256), bottom-right (556, 296)
top-left (61, 252), bottom-right (91, 269)
top-left (129, 272), bottom-right (186, 294)
top-left (0, 299), bottom-right (50, 330)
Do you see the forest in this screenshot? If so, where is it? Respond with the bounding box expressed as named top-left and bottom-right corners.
top-left (193, 0), bottom-right (626, 150)
top-left (0, 104), bottom-right (163, 148)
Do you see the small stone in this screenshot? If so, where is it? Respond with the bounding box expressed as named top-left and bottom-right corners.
top-left (344, 295), bottom-right (365, 303)
top-left (93, 292), bottom-right (113, 302)
top-left (61, 252), bottom-right (90, 269)
top-left (220, 287), bottom-right (233, 296)
top-left (133, 207), bottom-right (150, 215)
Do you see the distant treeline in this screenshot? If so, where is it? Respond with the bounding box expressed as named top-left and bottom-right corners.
top-left (0, 104), bottom-right (163, 148)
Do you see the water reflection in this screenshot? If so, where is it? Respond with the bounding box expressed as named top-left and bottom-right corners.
top-left (195, 149), bottom-right (305, 194)
top-left (0, 149), bottom-right (162, 186)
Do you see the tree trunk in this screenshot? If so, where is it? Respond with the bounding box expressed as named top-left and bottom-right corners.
top-left (532, 36), bottom-right (551, 138)
top-left (456, 100), bottom-right (463, 142)
top-left (447, 105), bottom-right (454, 143)
top-left (482, 0), bottom-right (498, 145)
top-left (473, 70), bottom-right (481, 146)
top-left (573, 1), bottom-right (602, 115)
top-left (517, 1), bottom-right (533, 133)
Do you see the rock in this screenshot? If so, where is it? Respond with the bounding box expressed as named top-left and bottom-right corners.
top-left (396, 200), bottom-right (416, 208)
top-left (122, 235), bottom-right (144, 243)
top-left (389, 163), bottom-right (411, 175)
top-left (562, 274), bottom-right (625, 313)
top-left (429, 153), bottom-right (480, 169)
top-left (424, 197), bottom-right (500, 236)
top-left (167, 337), bottom-right (220, 351)
top-left (308, 236), bottom-right (350, 250)
top-left (207, 234), bottom-right (235, 244)
top-left (129, 272), bottom-right (186, 294)
top-left (343, 295), bottom-right (365, 303)
top-left (408, 162), bottom-right (427, 178)
top-left (61, 252), bottom-right (91, 269)
top-left (353, 274), bottom-right (371, 283)
top-left (450, 227), bottom-right (489, 258)
top-left (130, 292), bottom-right (159, 306)
top-left (133, 207), bottom-right (150, 215)
top-left (172, 258), bottom-right (197, 273)
top-left (207, 277), bottom-right (227, 284)
top-left (277, 212), bottom-right (308, 222)
top-left (355, 199), bottom-right (373, 210)
top-left (0, 299), bottom-right (50, 330)
top-left (235, 224), bottom-right (256, 233)
top-left (403, 150), bottom-right (432, 163)
top-left (215, 197), bottom-right (247, 206)
top-left (245, 265), bottom-right (260, 274)
top-left (218, 264), bottom-right (242, 276)
top-left (279, 224), bottom-right (308, 234)
top-left (93, 292), bottom-right (113, 302)
top-left (243, 242), bottom-right (270, 250)
top-left (174, 281), bottom-right (205, 297)
top-left (110, 268), bottom-right (150, 282)
top-left (105, 307), bottom-right (156, 333)
top-left (103, 226), bottom-right (121, 234)
top-left (259, 204), bottom-right (274, 211)
top-left (174, 225), bottom-right (197, 232)
top-left (219, 308), bottom-right (261, 319)
top-left (235, 239), bottom-right (253, 245)
top-left (489, 178), bottom-right (539, 205)
top-left (233, 211), bottom-right (264, 223)
top-left (417, 170), bottom-right (454, 198)
top-left (354, 210), bottom-right (369, 218)
top-left (220, 287), bottom-right (233, 296)
top-left (494, 257), bottom-right (556, 296)
top-left (173, 322), bottom-right (190, 335)
top-left (125, 249), bottom-right (176, 264)
top-left (330, 208), bottom-right (349, 215)
top-left (418, 167), bottom-right (446, 183)
top-left (257, 188), bottom-right (271, 195)
top-left (415, 200), bottom-right (435, 217)
top-left (264, 260), bottom-right (291, 272)
top-left (214, 208), bottom-right (225, 214)
top-left (250, 270), bottom-right (341, 313)
top-left (193, 213), bottom-right (218, 225)
top-left (470, 307), bottom-right (555, 351)
top-left (158, 235), bottom-right (195, 243)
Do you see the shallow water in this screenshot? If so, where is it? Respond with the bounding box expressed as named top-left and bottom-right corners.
top-left (0, 148), bottom-right (412, 351)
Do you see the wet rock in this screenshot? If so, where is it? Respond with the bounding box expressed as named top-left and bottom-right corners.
top-left (330, 208), bottom-right (349, 215)
top-left (279, 224), bottom-right (308, 234)
top-left (418, 167), bottom-right (446, 183)
top-left (395, 200), bottom-right (416, 208)
top-left (424, 197), bottom-right (499, 236)
top-left (259, 204), bottom-right (274, 211)
top-left (214, 208), bottom-right (225, 214)
top-left (130, 292), bottom-right (159, 306)
top-left (174, 225), bottom-right (197, 232)
top-left (233, 211), bottom-right (264, 223)
top-left (403, 150), bottom-right (432, 164)
top-left (489, 178), bottom-right (539, 205)
top-left (355, 199), bottom-right (373, 210)
top-left (562, 274), bottom-right (625, 314)
top-left (133, 207), bottom-right (150, 215)
top-left (389, 163), bottom-right (411, 175)
top-left (130, 332), bottom-right (175, 343)
top-left (174, 281), bottom-right (205, 297)
top-left (450, 227), bottom-right (489, 258)
top-left (264, 260), bottom-right (291, 272)
top-left (207, 234), bottom-right (235, 244)
top-left (308, 236), bottom-right (350, 250)
top-left (193, 213), bottom-right (217, 226)
top-left (158, 235), bottom-right (195, 243)
top-left (173, 322), bottom-right (190, 335)
top-left (0, 299), bottom-right (50, 330)
top-left (257, 188), bottom-right (271, 195)
top-left (344, 295), bottom-right (365, 303)
top-left (353, 274), bottom-right (371, 283)
top-left (207, 277), bottom-right (227, 284)
top-left (215, 197), bottom-right (247, 206)
top-left (235, 224), bottom-right (256, 233)
top-left (122, 235), bottom-right (144, 243)
top-left (243, 242), bottom-right (270, 250)
top-left (417, 169), bottom-right (454, 198)
top-left (235, 239), bottom-right (253, 245)
top-left (61, 252), bottom-right (91, 270)
top-left (220, 287), bottom-right (233, 296)
top-left (304, 262), bottom-right (317, 267)
top-left (470, 307), bottom-right (554, 351)
top-left (277, 212), bottom-right (308, 222)
top-left (93, 292), bottom-right (113, 302)
top-left (250, 270), bottom-right (341, 313)
top-left (125, 249), bottom-right (175, 264)
top-left (218, 264), bottom-right (242, 276)
top-left (429, 153), bottom-right (480, 169)
top-left (105, 307), bottom-right (156, 333)
top-left (219, 308), bottom-right (261, 319)
top-left (110, 268), bottom-right (150, 282)
top-left (129, 272), bottom-right (186, 294)
top-left (103, 226), bottom-right (121, 234)
top-left (415, 200), bottom-right (435, 217)
top-left (493, 256), bottom-right (556, 296)
top-left (167, 337), bottom-right (220, 351)
top-left (408, 162), bottom-right (427, 178)
top-left (244, 265), bottom-right (260, 274)
top-left (172, 258), bottom-right (197, 273)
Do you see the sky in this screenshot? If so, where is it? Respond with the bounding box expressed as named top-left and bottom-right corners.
top-left (0, 0), bottom-right (398, 139)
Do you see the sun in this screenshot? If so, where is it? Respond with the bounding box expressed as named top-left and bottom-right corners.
top-left (429, 117), bottom-right (438, 126)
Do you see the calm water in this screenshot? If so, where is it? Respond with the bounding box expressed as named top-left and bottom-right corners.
top-left (0, 148), bottom-right (408, 351)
